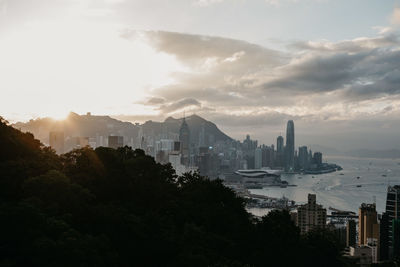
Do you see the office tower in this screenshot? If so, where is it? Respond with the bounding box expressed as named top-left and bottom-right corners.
top-left (49, 131), bottom-right (64, 154)
top-left (254, 148), bottom-right (262, 169)
top-left (385, 185), bottom-right (400, 258)
top-left (358, 203), bottom-right (379, 246)
top-left (108, 136), bottom-right (123, 149)
top-left (380, 212), bottom-right (390, 261)
top-left (313, 152), bottom-right (323, 166)
top-left (277, 136), bottom-right (284, 153)
top-left (276, 136), bottom-right (284, 167)
top-left (346, 219), bottom-right (356, 247)
top-left (393, 219), bottom-right (400, 258)
top-left (297, 194), bottom-right (326, 234)
top-left (298, 146), bottom-right (308, 170)
top-left (285, 120), bottom-right (295, 172)
top-left (179, 117), bottom-right (190, 166)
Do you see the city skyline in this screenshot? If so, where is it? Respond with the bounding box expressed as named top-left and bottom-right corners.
top-left (1, 0), bottom-right (400, 150)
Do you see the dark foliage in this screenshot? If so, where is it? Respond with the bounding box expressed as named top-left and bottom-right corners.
top-left (0, 118), bottom-right (345, 266)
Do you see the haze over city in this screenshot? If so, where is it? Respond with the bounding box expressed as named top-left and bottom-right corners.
top-left (1, 0), bottom-right (400, 150)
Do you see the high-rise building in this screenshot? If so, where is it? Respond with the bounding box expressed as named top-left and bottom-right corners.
top-left (298, 146), bottom-right (308, 170)
top-left (108, 136), bottom-right (123, 149)
top-left (285, 120), bottom-right (295, 172)
top-left (179, 117), bottom-right (190, 166)
top-left (393, 219), bottom-right (400, 258)
top-left (346, 219), bottom-right (356, 247)
top-left (277, 136), bottom-right (284, 153)
top-left (254, 147), bottom-right (262, 169)
top-left (261, 146), bottom-right (274, 168)
top-left (385, 185), bottom-right (400, 258)
top-left (380, 212), bottom-right (390, 261)
top-left (297, 194), bottom-right (326, 234)
top-left (49, 131), bottom-right (64, 154)
top-left (358, 203), bottom-right (379, 246)
top-left (313, 152), bottom-right (323, 166)
top-left (276, 136), bottom-right (284, 167)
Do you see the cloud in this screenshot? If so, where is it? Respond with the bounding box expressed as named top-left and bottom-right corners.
top-left (121, 30), bottom-right (400, 142)
top-left (158, 98), bottom-right (202, 113)
top-left (391, 7), bottom-right (400, 25)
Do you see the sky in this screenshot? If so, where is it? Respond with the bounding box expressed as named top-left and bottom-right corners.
top-left (1, 0), bottom-right (400, 150)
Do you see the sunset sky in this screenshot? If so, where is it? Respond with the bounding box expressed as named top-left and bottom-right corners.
top-left (1, 0), bottom-right (400, 150)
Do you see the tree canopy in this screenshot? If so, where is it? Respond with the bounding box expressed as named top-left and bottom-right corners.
top-left (0, 118), bottom-right (346, 266)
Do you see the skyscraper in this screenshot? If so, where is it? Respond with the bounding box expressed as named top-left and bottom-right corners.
top-left (179, 117), bottom-right (190, 166)
top-left (298, 146), bottom-right (308, 170)
top-left (276, 136), bottom-right (284, 167)
top-left (380, 212), bottom-right (390, 261)
top-left (358, 203), bottom-right (379, 246)
top-left (384, 185), bottom-right (400, 257)
top-left (285, 120), bottom-right (295, 172)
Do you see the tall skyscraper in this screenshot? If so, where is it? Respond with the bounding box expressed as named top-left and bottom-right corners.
top-left (49, 131), bottom-right (64, 154)
top-left (297, 194), bottom-right (326, 234)
top-left (384, 185), bottom-right (400, 257)
top-left (298, 146), bottom-right (308, 170)
top-left (277, 136), bottom-right (284, 153)
top-left (276, 136), bottom-right (284, 167)
top-left (358, 203), bottom-right (379, 246)
top-left (285, 120), bottom-right (295, 172)
top-left (179, 117), bottom-right (190, 166)
top-left (393, 219), bottom-right (400, 259)
top-left (380, 212), bottom-right (390, 261)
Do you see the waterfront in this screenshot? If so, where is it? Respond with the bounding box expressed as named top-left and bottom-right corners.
top-left (248, 156), bottom-right (400, 216)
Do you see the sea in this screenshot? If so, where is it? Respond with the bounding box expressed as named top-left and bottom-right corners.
top-left (247, 155), bottom-right (400, 217)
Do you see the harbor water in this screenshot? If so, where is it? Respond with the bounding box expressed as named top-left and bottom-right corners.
top-left (247, 156), bottom-right (400, 216)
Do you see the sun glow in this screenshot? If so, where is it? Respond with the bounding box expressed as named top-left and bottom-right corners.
top-left (0, 19), bottom-right (184, 121)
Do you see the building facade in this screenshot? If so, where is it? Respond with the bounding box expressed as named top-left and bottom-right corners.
top-left (285, 120), bottom-right (295, 172)
top-left (297, 194), bottom-right (326, 234)
top-left (358, 203), bottom-right (379, 246)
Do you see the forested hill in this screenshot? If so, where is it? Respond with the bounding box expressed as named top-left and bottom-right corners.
top-left (0, 117), bottom-right (345, 266)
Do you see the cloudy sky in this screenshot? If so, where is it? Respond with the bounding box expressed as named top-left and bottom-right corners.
top-left (1, 0), bottom-right (400, 150)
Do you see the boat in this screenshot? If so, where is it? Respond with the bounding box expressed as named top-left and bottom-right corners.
top-left (357, 185), bottom-right (362, 188)
top-left (298, 176), bottom-right (302, 179)
top-left (312, 176), bottom-right (315, 178)
top-left (382, 174), bottom-right (387, 177)
top-left (340, 173), bottom-right (344, 175)
top-left (357, 176), bottom-right (360, 179)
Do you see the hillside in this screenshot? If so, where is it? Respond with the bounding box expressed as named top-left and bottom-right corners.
top-left (142, 114), bottom-right (232, 146)
top-left (13, 113), bottom-right (232, 148)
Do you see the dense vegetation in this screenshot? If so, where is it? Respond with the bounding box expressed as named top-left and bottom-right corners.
top-left (0, 117), bottom-right (345, 266)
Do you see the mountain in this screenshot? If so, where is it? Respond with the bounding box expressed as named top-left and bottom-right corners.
top-left (13, 112), bottom-right (140, 145)
top-left (12, 113), bottom-right (232, 148)
top-left (142, 114), bottom-right (232, 147)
